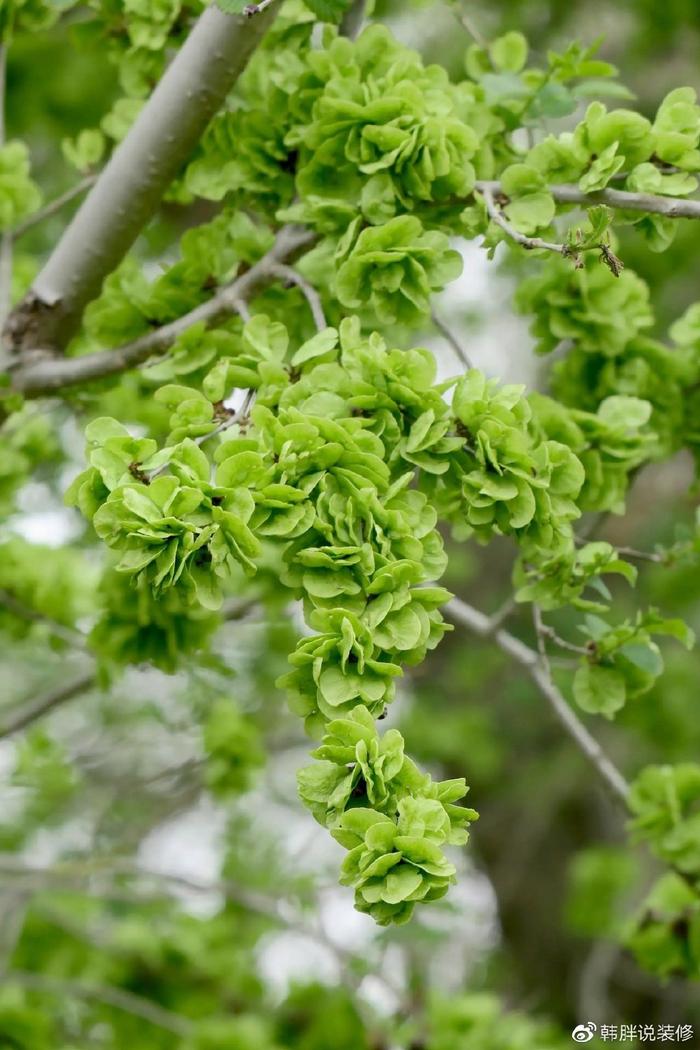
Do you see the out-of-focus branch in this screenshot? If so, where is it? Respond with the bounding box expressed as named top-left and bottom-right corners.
top-left (2, 969), bottom-right (193, 1036)
top-left (0, 854), bottom-right (364, 979)
top-left (0, 669), bottom-right (95, 740)
top-left (451, 2), bottom-right (488, 47)
top-left (11, 176), bottom-right (97, 240)
top-left (0, 597), bottom-right (258, 740)
top-left (431, 310), bottom-right (473, 370)
top-left (0, 588), bottom-right (88, 648)
top-left (339, 0), bottom-right (367, 39)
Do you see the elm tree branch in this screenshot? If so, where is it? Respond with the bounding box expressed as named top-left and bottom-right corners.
top-left (535, 615), bottom-right (591, 657)
top-left (269, 262), bottom-right (327, 331)
top-left (451, 3), bottom-right (488, 47)
top-left (475, 179), bottom-right (700, 221)
top-left (8, 225), bottom-right (316, 397)
top-left (431, 309), bottom-right (474, 370)
top-left (446, 596), bottom-right (631, 804)
top-left (480, 183), bottom-right (569, 255)
top-left (3, 3), bottom-right (278, 356)
top-left (612, 544), bottom-right (665, 564)
top-left (147, 388), bottom-right (257, 480)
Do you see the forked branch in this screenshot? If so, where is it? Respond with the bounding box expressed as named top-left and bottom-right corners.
top-left (3, 3), bottom-right (277, 357)
top-left (447, 597), bottom-right (631, 804)
top-left (8, 225), bottom-right (316, 397)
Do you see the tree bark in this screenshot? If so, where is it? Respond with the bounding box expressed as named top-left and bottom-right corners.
top-left (3, 3), bottom-right (276, 357)
top-left (7, 225), bottom-right (315, 398)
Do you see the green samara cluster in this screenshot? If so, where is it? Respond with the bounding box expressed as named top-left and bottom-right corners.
top-left (4, 0), bottom-right (700, 954)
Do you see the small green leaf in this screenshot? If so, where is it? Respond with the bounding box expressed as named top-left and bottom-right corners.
top-left (573, 663), bottom-right (626, 718)
top-left (489, 31), bottom-right (528, 74)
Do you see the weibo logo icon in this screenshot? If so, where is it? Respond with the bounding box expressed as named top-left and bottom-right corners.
top-left (571, 1023), bottom-right (597, 1043)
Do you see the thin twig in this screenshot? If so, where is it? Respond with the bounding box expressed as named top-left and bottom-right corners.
top-left (0, 598), bottom-right (257, 740)
top-left (431, 310), bottom-right (473, 369)
top-left (243, 0), bottom-right (276, 14)
top-left (11, 176), bottom-right (97, 240)
top-left (270, 262), bottom-right (327, 332)
top-left (147, 389), bottom-right (255, 480)
top-left (475, 179), bottom-right (700, 222)
top-left (480, 184), bottom-right (624, 275)
top-left (536, 617), bottom-right (590, 656)
top-left (614, 545), bottom-right (664, 564)
top-left (3, 970), bottom-right (193, 1036)
top-left (0, 854), bottom-right (398, 1023)
top-left (0, 669), bottom-right (95, 740)
top-left (574, 530), bottom-right (664, 564)
top-left (446, 597), bottom-right (630, 804)
top-left (229, 291), bottom-right (251, 323)
top-left (452, 2), bottom-right (487, 47)
top-left (0, 855), bottom-right (285, 919)
top-left (488, 595), bottom-right (517, 630)
top-left (480, 184), bottom-right (568, 255)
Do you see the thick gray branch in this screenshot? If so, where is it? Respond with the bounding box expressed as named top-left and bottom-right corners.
top-left (9, 225), bottom-right (315, 397)
top-left (4, 4), bottom-right (276, 355)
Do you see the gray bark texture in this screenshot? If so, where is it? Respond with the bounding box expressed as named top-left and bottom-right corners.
top-left (3, 4), bottom-right (276, 356)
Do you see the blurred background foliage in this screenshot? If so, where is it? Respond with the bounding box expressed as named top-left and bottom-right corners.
top-left (2, 0), bottom-right (700, 1046)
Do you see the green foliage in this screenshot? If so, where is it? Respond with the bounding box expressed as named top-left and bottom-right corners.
top-left (566, 845), bottom-right (639, 938)
top-left (0, 0), bottom-right (67, 40)
top-left (0, 536), bottom-right (91, 637)
top-left (424, 993), bottom-right (570, 1049)
top-left (332, 792), bottom-right (474, 925)
top-left (627, 873), bottom-right (700, 980)
top-left (0, 408), bottom-right (60, 515)
top-left (203, 697), bottom-right (266, 796)
top-left (5, 0), bottom-right (700, 1039)
top-left (629, 764), bottom-right (700, 876)
top-left (335, 215), bottom-right (463, 324)
top-left (514, 541), bottom-right (636, 611)
top-left (89, 568), bottom-right (222, 673)
top-left (0, 140), bottom-right (41, 230)
top-left (516, 252), bottom-right (654, 356)
top-left (298, 706), bottom-right (476, 923)
top-left (445, 370), bottom-right (584, 552)
top-left (572, 610), bottom-right (694, 717)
